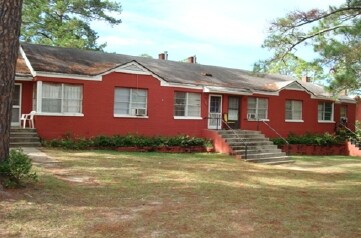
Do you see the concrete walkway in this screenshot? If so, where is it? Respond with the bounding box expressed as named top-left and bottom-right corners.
top-left (20, 147), bottom-right (60, 168)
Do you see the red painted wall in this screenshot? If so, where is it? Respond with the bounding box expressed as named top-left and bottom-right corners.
top-left (20, 73), bottom-right (356, 140)
top-left (19, 81), bottom-right (33, 114)
top-left (33, 73), bottom-right (208, 139)
top-left (238, 90), bottom-right (355, 138)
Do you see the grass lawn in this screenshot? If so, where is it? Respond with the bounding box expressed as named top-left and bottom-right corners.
top-left (1, 149), bottom-right (360, 238)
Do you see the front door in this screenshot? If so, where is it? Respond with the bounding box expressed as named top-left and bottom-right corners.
top-left (11, 84), bottom-right (22, 127)
top-left (228, 96), bottom-right (240, 129)
top-left (208, 95), bottom-right (222, 129)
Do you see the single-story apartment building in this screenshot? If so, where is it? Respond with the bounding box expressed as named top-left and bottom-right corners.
top-left (14, 43), bottom-right (356, 140)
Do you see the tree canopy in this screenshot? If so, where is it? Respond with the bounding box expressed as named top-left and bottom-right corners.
top-left (256, 0), bottom-right (361, 95)
top-left (21, 0), bottom-right (122, 51)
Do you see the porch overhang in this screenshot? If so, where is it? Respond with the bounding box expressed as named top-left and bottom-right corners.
top-left (203, 86), bottom-right (252, 95)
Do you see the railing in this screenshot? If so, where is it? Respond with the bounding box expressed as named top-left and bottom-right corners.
top-left (204, 116), bottom-right (249, 159)
top-left (258, 119), bottom-right (290, 155)
top-left (222, 119), bottom-right (249, 159)
top-left (339, 123), bottom-right (361, 146)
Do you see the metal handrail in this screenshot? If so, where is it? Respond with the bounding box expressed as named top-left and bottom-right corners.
top-left (339, 123), bottom-right (360, 145)
top-left (221, 119), bottom-right (249, 159)
top-left (258, 119), bottom-right (290, 155)
top-left (204, 116), bottom-right (248, 159)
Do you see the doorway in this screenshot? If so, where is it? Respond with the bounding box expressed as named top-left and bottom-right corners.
top-left (208, 95), bottom-right (222, 129)
top-left (228, 96), bottom-right (240, 129)
top-left (11, 84), bottom-right (22, 127)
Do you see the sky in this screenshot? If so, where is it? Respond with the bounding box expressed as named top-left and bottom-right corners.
top-left (92, 0), bottom-right (345, 71)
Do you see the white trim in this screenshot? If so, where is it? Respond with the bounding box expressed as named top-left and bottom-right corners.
top-left (251, 90), bottom-right (279, 96)
top-left (174, 116), bottom-right (202, 120)
top-left (203, 86), bottom-right (252, 95)
top-left (36, 71), bottom-right (102, 81)
top-left (247, 119), bottom-right (270, 122)
top-left (318, 120), bottom-right (336, 123)
top-left (208, 94), bottom-right (222, 129)
top-left (11, 83), bottom-right (22, 126)
top-left (285, 120), bottom-right (304, 123)
top-left (162, 81), bottom-right (204, 90)
top-left (36, 81), bottom-right (42, 112)
top-left (36, 112), bottom-right (84, 117)
top-left (19, 46), bottom-right (36, 77)
top-left (15, 76), bottom-right (33, 81)
top-left (114, 114), bottom-right (149, 119)
top-left (114, 62), bottom-right (152, 75)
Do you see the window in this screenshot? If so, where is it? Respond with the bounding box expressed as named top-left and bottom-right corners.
top-left (114, 88), bottom-right (147, 116)
top-left (285, 100), bottom-right (302, 121)
top-left (340, 105), bottom-right (347, 118)
top-left (174, 92), bottom-right (201, 118)
top-left (247, 97), bottom-right (268, 120)
top-left (318, 102), bottom-right (333, 121)
top-left (41, 83), bottom-right (82, 114)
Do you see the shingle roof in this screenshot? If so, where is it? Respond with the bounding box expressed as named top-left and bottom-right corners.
top-left (15, 54), bottom-right (32, 77)
top-left (19, 43), bottom-right (330, 97)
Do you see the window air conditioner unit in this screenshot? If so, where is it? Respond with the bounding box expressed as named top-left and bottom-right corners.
top-left (134, 108), bottom-right (147, 116)
top-left (247, 113), bottom-right (257, 120)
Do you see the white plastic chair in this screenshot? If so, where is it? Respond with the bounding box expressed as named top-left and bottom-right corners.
top-left (20, 111), bottom-right (36, 128)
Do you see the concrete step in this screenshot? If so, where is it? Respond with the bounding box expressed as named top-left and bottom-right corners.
top-left (10, 137), bottom-right (41, 143)
top-left (233, 148), bottom-right (283, 155)
top-left (227, 140), bottom-right (274, 146)
top-left (216, 129), bottom-right (293, 165)
top-left (10, 142), bottom-right (42, 147)
top-left (10, 128), bottom-right (41, 148)
top-left (240, 152), bottom-right (287, 160)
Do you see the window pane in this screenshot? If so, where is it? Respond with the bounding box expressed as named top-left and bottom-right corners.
top-left (188, 93), bottom-right (201, 116)
top-left (247, 98), bottom-right (256, 109)
top-left (174, 92), bottom-right (200, 117)
top-left (115, 88), bottom-right (147, 115)
top-left (114, 88), bottom-right (130, 114)
top-left (63, 85), bottom-right (82, 113)
top-left (42, 83), bottom-right (62, 113)
top-left (318, 102), bottom-right (333, 121)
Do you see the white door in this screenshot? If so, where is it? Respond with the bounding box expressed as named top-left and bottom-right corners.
top-left (208, 95), bottom-right (222, 129)
top-left (11, 84), bottom-right (22, 127)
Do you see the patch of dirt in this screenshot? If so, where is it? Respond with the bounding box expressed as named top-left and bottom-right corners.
top-left (55, 175), bottom-right (100, 185)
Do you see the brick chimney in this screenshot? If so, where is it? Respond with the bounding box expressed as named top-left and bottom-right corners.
top-left (158, 51), bottom-right (168, 60)
top-left (187, 55), bottom-right (197, 64)
top-left (301, 76), bottom-right (311, 82)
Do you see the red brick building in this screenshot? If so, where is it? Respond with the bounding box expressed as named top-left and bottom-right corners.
top-left (14, 44), bottom-right (356, 140)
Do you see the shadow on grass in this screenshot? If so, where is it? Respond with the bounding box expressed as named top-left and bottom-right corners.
top-left (1, 150), bottom-right (360, 237)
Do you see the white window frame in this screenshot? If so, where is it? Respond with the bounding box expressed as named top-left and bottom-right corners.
top-left (318, 102), bottom-right (334, 123)
top-left (114, 88), bottom-right (148, 118)
top-left (340, 105), bottom-right (347, 118)
top-left (285, 100), bottom-right (303, 122)
top-left (174, 92), bottom-right (202, 120)
top-left (247, 97), bottom-right (269, 121)
top-left (35, 81), bottom-right (84, 117)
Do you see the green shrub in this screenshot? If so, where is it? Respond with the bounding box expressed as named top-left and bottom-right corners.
top-left (43, 134), bottom-right (211, 150)
top-left (0, 149), bottom-right (38, 188)
top-left (271, 132), bottom-right (344, 146)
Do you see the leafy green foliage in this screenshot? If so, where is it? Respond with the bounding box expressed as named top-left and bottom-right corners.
top-left (253, 53), bottom-right (326, 82)
top-left (21, 0), bottom-right (122, 50)
top-left (43, 135), bottom-right (212, 150)
top-left (271, 132), bottom-right (345, 146)
top-left (0, 149), bottom-right (38, 188)
top-left (258, 0), bottom-right (361, 94)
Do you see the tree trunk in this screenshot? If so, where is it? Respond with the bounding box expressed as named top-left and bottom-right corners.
top-left (0, 0), bottom-right (23, 161)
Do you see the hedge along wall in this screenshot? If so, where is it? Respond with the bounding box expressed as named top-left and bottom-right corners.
top-left (278, 142), bottom-right (361, 156)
